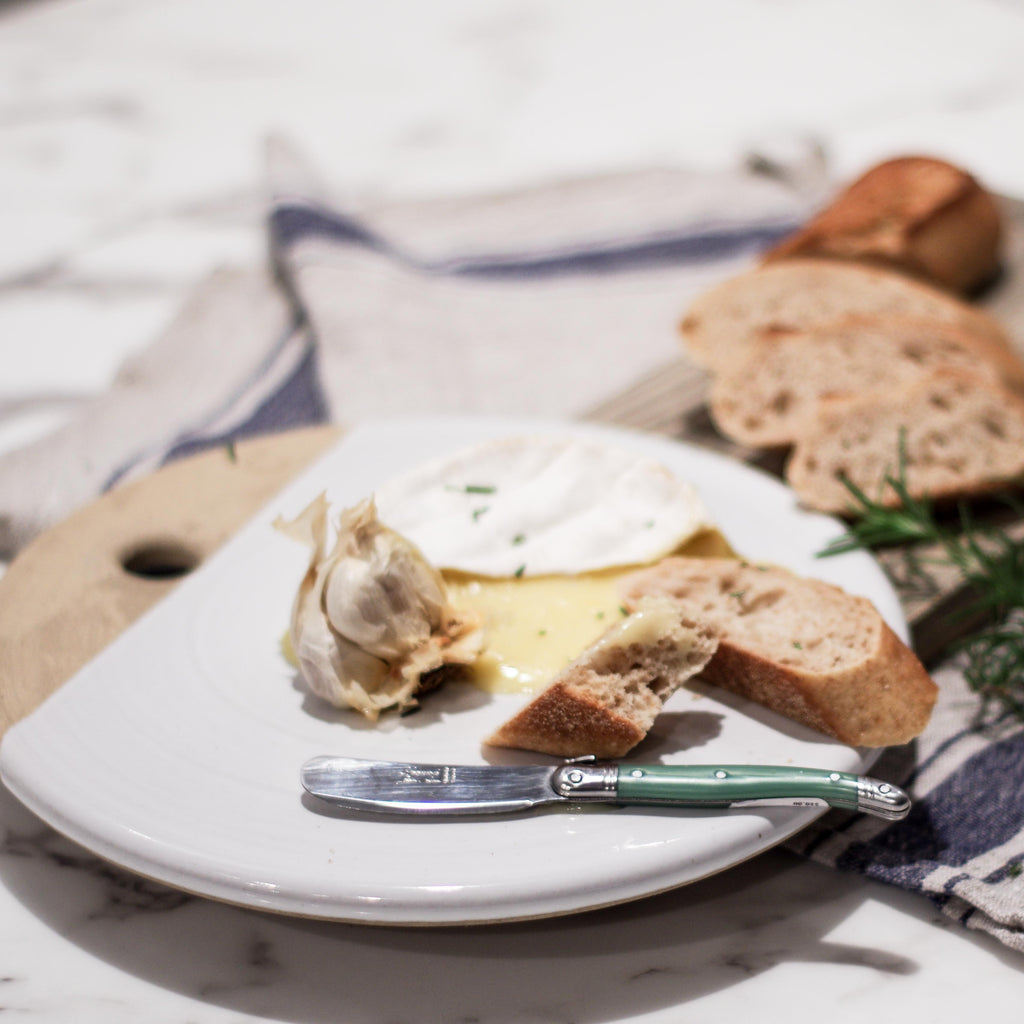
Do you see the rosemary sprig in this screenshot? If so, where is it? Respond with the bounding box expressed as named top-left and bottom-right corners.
top-left (817, 431), bottom-right (1024, 723)
top-left (960, 616), bottom-right (1024, 723)
top-left (817, 434), bottom-right (944, 555)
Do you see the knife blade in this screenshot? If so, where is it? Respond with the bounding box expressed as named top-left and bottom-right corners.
top-left (300, 756), bottom-right (911, 820)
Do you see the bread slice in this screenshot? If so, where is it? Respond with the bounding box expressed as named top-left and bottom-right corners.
top-left (786, 367), bottom-right (1024, 514)
top-left (762, 156), bottom-right (1002, 295)
top-left (620, 558), bottom-right (937, 748)
top-left (709, 315), bottom-right (1024, 448)
top-left (678, 260), bottom-right (1010, 372)
top-left (485, 598), bottom-right (718, 759)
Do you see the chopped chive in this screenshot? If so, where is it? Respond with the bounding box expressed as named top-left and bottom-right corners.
top-left (225, 441), bottom-right (237, 463)
top-left (619, 605), bottom-right (629, 617)
top-left (512, 533), bottom-right (526, 546)
top-left (446, 483), bottom-right (496, 494)
top-left (514, 564), bottom-right (526, 578)
top-left (729, 590), bottom-right (746, 600)
top-left (792, 641), bottom-right (803, 650)
top-left (471, 506), bottom-right (489, 521)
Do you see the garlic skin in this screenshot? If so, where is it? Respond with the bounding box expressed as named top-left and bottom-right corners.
top-left (275, 494), bottom-right (483, 719)
top-left (323, 500), bottom-right (448, 661)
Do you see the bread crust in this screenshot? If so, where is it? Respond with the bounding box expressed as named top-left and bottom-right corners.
top-left (679, 259), bottom-right (1009, 372)
top-left (486, 608), bottom-right (718, 758)
top-left (697, 622), bottom-right (935, 747)
top-left (762, 156), bottom-right (1002, 295)
top-left (621, 558), bottom-right (937, 748)
top-left (486, 680), bottom-right (647, 759)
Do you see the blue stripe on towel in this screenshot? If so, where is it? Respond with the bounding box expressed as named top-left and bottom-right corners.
top-left (835, 732), bottom-right (1024, 892)
top-left (101, 324), bottom-right (327, 490)
top-left (269, 201), bottom-right (797, 280)
top-left (162, 339), bottom-right (329, 465)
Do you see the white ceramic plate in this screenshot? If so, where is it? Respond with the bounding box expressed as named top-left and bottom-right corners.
top-left (0, 416), bottom-right (904, 925)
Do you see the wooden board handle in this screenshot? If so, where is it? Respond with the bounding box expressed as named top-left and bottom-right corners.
top-left (0, 427), bottom-right (340, 738)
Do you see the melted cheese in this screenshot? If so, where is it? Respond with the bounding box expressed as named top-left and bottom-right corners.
top-left (444, 568), bottom-right (628, 693)
top-left (591, 597), bottom-right (692, 653)
top-left (444, 528), bottom-right (733, 694)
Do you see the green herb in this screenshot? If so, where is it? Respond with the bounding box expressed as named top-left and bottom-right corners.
top-left (729, 590), bottom-right (746, 600)
top-left (619, 605), bottom-right (629, 617)
top-left (471, 506), bottom-right (489, 522)
top-left (446, 483), bottom-right (496, 495)
top-left (596, 611), bottom-right (606, 620)
top-left (817, 430), bottom-right (1024, 724)
top-left (792, 641), bottom-right (803, 650)
top-left (225, 440), bottom-right (237, 463)
top-left (1007, 862), bottom-right (1023, 878)
top-left (512, 533), bottom-right (526, 546)
top-left (514, 564), bottom-right (526, 578)
top-left (538, 629), bottom-right (547, 637)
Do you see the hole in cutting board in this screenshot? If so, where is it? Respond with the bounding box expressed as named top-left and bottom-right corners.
top-left (121, 541), bottom-right (200, 580)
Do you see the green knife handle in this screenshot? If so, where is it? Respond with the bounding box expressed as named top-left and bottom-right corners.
top-left (612, 764), bottom-right (909, 820)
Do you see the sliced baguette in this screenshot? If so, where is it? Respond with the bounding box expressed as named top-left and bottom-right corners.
top-left (485, 598), bottom-right (718, 758)
top-left (786, 367), bottom-right (1024, 514)
top-left (620, 558), bottom-right (937, 748)
top-left (709, 315), bottom-right (1024, 448)
top-left (679, 259), bottom-right (1010, 372)
top-left (762, 156), bottom-right (1002, 295)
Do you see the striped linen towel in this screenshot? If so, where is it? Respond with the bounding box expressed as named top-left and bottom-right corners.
top-left (4, 144), bottom-right (1023, 956)
top-left (786, 656), bottom-right (1024, 953)
top-left (0, 145), bottom-right (819, 554)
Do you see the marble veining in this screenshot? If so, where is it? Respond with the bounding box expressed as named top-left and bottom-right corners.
top-left (3, 767), bottom-right (1022, 1023)
top-left (4, 823), bottom-right (194, 921)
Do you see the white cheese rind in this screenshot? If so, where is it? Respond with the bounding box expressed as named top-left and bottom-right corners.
top-left (373, 435), bottom-right (710, 577)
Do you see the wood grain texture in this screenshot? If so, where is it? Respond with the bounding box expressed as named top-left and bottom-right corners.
top-left (0, 427), bottom-right (339, 737)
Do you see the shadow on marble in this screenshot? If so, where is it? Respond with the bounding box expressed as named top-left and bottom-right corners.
top-left (0, 777), bottom-right (945, 1024)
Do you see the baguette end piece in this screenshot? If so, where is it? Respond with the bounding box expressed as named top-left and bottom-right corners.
top-left (762, 155), bottom-right (1003, 295)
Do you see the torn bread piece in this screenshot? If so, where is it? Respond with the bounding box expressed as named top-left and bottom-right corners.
top-left (486, 598), bottom-right (718, 759)
top-left (621, 558), bottom-right (937, 748)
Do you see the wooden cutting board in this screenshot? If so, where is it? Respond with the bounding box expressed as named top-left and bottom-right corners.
top-left (4, 200), bottom-right (1024, 739)
top-left (0, 427), bottom-right (339, 738)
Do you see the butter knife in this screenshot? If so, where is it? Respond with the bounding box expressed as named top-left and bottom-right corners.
top-left (301, 756), bottom-right (911, 820)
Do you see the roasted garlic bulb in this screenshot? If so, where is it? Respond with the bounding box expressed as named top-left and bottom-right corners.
top-left (276, 494), bottom-right (483, 719)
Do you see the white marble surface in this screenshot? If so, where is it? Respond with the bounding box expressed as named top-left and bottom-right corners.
top-left (4, 0), bottom-right (1024, 1018)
